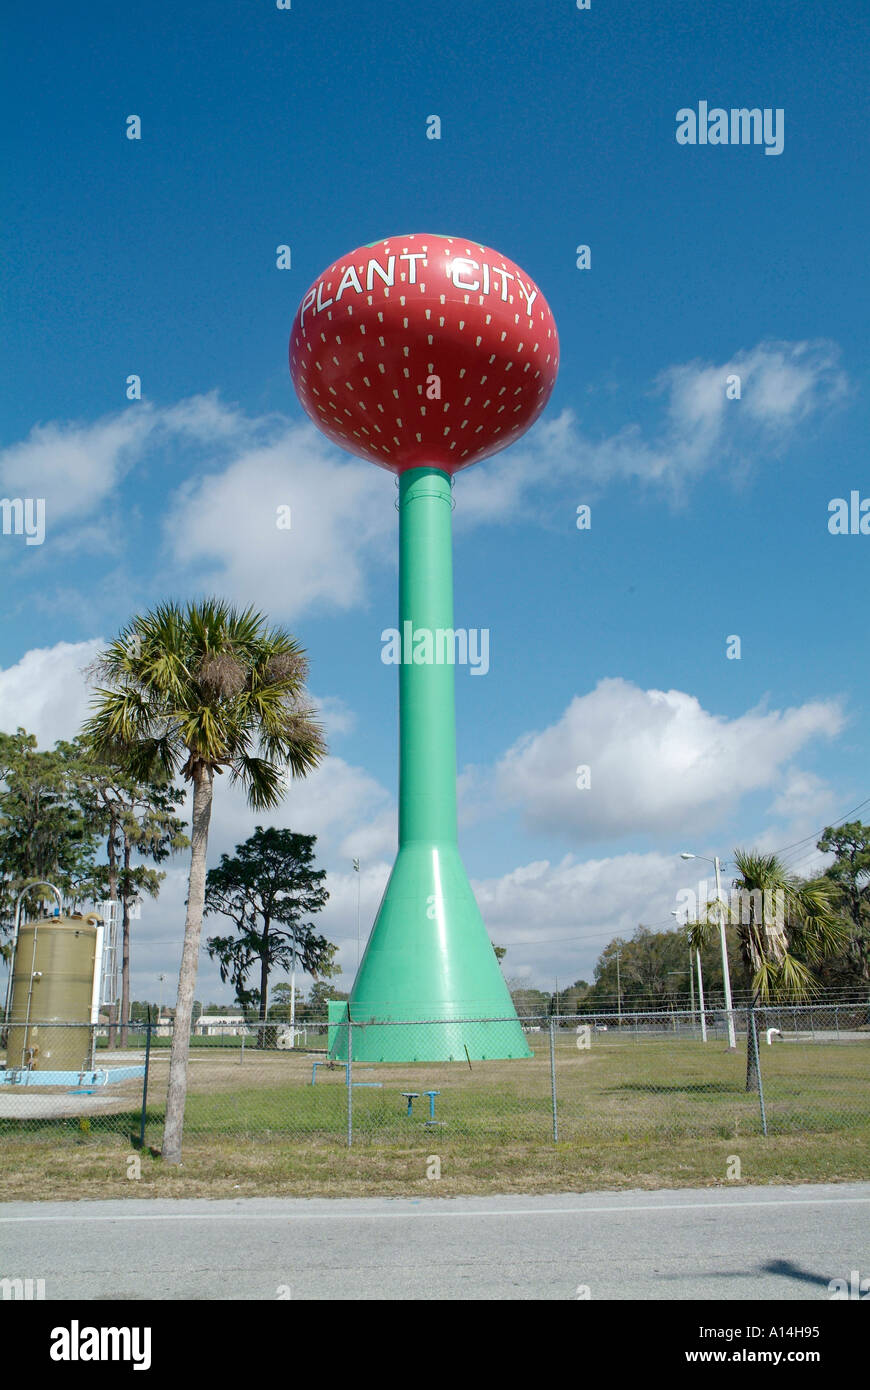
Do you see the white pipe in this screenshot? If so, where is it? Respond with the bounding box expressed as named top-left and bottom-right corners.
top-left (91, 921), bottom-right (104, 1026)
top-left (3, 880), bottom-right (63, 1026)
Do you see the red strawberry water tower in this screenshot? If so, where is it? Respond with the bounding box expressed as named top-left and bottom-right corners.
top-left (290, 234), bottom-right (558, 1061)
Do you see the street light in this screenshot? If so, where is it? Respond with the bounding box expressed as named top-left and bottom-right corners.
top-left (679, 852), bottom-right (736, 1049)
top-left (353, 858), bottom-right (361, 969)
top-left (157, 974), bottom-right (167, 1031)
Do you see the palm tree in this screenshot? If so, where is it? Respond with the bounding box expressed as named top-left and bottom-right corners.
top-left (689, 849), bottom-right (847, 1091)
top-left (81, 599), bottom-right (326, 1161)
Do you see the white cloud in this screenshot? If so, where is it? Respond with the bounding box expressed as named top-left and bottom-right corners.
top-left (0, 410), bottom-right (156, 523)
top-left (456, 338), bottom-right (847, 524)
top-left (311, 693), bottom-right (357, 738)
top-left (494, 678), bottom-right (845, 844)
top-left (0, 639), bottom-right (103, 746)
top-left (0, 340), bottom-right (844, 613)
top-left (765, 767), bottom-right (837, 825)
top-left (160, 392), bottom-right (261, 442)
top-left (206, 753), bottom-right (395, 862)
top-left (161, 423), bottom-right (394, 617)
top-left (472, 851), bottom-right (693, 984)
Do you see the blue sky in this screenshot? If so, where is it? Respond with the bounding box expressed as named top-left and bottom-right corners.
top-left (1, 0), bottom-right (868, 1003)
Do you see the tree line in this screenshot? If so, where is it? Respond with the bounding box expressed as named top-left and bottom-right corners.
top-left (505, 828), bottom-right (869, 1023)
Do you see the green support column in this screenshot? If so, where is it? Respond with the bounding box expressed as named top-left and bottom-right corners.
top-left (332, 467), bottom-right (531, 1063)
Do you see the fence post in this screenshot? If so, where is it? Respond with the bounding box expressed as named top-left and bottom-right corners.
top-left (748, 1005), bottom-right (768, 1137)
top-left (239, 1032), bottom-right (245, 1064)
top-left (138, 1014), bottom-right (151, 1149)
top-left (346, 1017), bottom-right (353, 1148)
top-left (549, 1015), bottom-right (558, 1144)
top-left (834, 1005), bottom-right (840, 1041)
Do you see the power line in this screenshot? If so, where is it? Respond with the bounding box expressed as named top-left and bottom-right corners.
top-left (767, 795), bottom-right (870, 861)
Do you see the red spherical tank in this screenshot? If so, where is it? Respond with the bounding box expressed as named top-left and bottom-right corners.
top-left (289, 233), bottom-right (558, 475)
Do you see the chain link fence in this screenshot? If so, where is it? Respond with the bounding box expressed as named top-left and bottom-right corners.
top-left (2, 1004), bottom-right (868, 1148)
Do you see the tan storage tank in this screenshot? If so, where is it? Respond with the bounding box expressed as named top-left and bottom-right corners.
top-left (6, 915), bottom-right (99, 1072)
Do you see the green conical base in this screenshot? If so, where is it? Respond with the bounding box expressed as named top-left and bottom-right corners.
top-left (330, 466), bottom-right (531, 1064)
top-left (331, 843), bottom-right (532, 1062)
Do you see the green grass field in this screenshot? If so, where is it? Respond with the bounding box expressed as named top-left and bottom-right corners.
top-left (2, 1033), bottom-right (867, 1200)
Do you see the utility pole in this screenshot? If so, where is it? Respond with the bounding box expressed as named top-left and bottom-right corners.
top-left (616, 950), bottom-right (622, 1027)
top-left (714, 855), bottom-right (737, 1050)
top-left (680, 853), bottom-right (735, 1049)
top-left (695, 943), bottom-right (708, 1043)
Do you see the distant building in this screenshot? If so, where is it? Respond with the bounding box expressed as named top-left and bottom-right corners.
top-left (194, 1014), bottom-right (250, 1037)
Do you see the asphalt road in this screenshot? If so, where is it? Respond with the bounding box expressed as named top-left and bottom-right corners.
top-left (2, 1183), bottom-right (868, 1300)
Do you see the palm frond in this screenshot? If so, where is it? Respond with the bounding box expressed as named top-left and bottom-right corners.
top-left (230, 755), bottom-right (284, 811)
